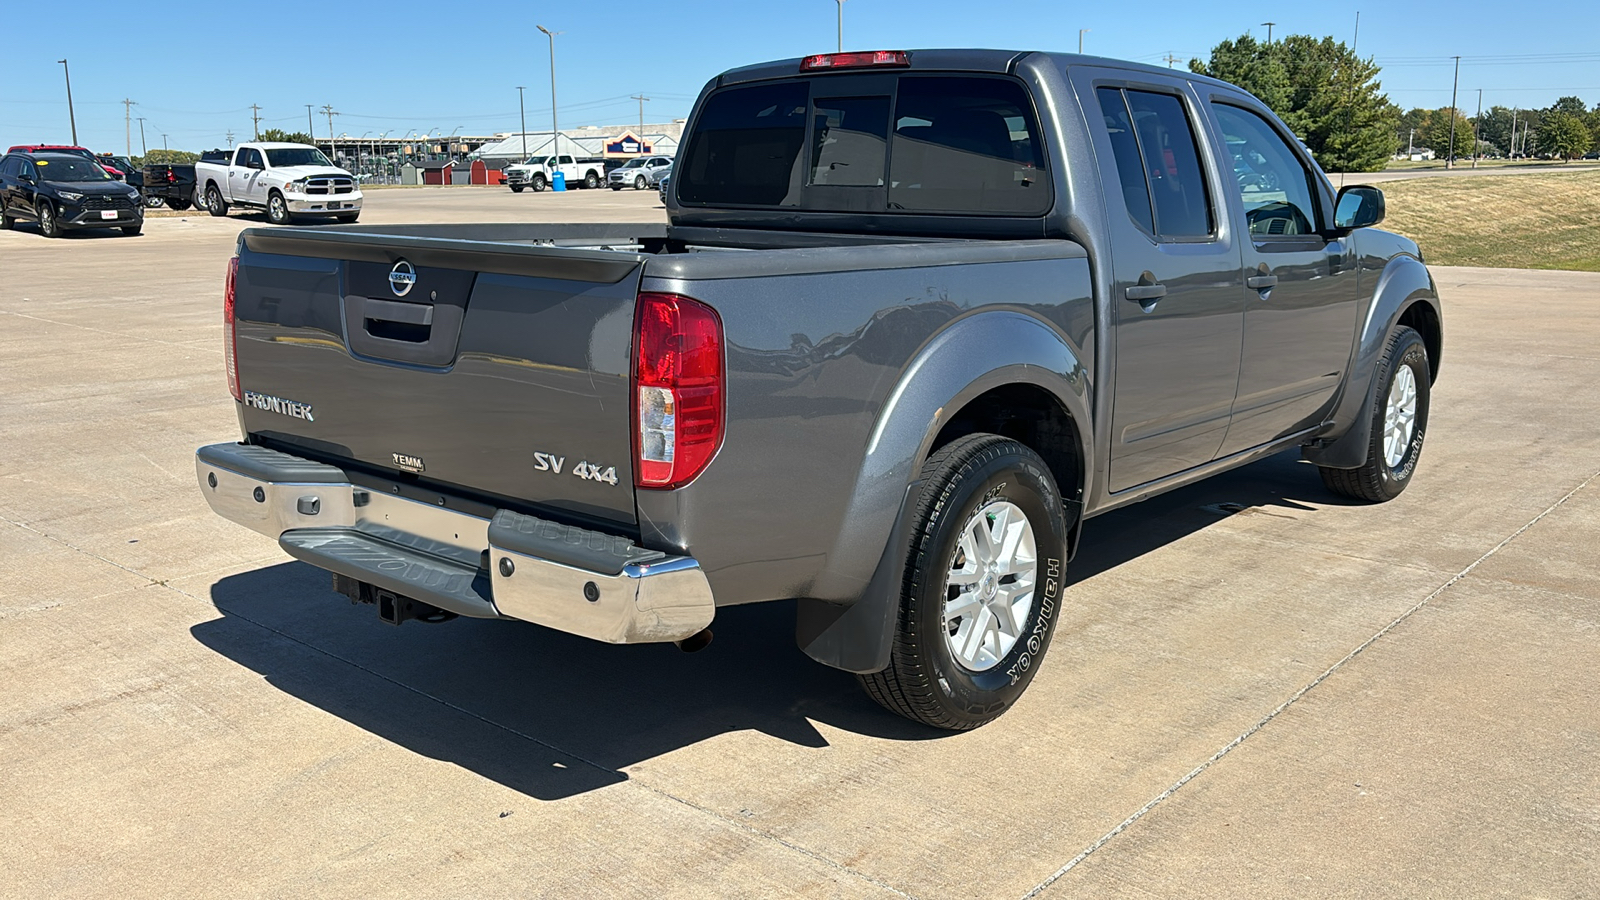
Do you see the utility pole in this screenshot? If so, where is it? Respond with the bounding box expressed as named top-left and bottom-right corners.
top-left (1079, 29), bottom-right (1090, 54)
top-left (1509, 108), bottom-right (1518, 158)
top-left (162, 134), bottom-right (168, 151)
top-left (1352, 11), bottom-right (1360, 54)
top-left (835, 0), bottom-right (845, 52)
top-left (1407, 128), bottom-right (1414, 158)
top-left (1472, 88), bottom-right (1482, 168)
top-left (121, 99), bottom-right (136, 156)
top-left (632, 94), bottom-right (650, 134)
top-left (517, 86), bottom-right (528, 162)
top-left (57, 60), bottom-right (78, 145)
top-left (1162, 53), bottom-right (1180, 68)
top-left (322, 105), bottom-right (337, 155)
top-left (226, 131), bottom-right (235, 148)
top-left (306, 104), bottom-right (315, 139)
top-left (1261, 22), bottom-right (1275, 43)
top-left (137, 117), bottom-right (147, 156)
top-left (537, 26), bottom-right (563, 157)
top-left (250, 104), bottom-right (263, 140)
top-left (1446, 55), bottom-right (1461, 168)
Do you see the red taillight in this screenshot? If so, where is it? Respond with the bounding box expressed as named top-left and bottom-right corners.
top-left (633, 292), bottom-right (723, 489)
top-left (167, 169), bottom-right (176, 183)
top-left (224, 257), bottom-right (241, 401)
top-left (800, 50), bottom-right (909, 71)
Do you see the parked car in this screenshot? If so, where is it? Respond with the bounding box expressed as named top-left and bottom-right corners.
top-left (609, 155), bottom-right (673, 190)
top-left (657, 172), bottom-right (670, 200)
top-left (194, 142), bottom-right (362, 225)
top-left (140, 161), bottom-right (201, 210)
top-left (504, 154), bottom-right (606, 192)
top-left (98, 155), bottom-right (166, 206)
top-left (8, 145), bottom-right (122, 178)
top-left (0, 151), bottom-right (145, 236)
top-left (195, 49), bottom-right (1441, 731)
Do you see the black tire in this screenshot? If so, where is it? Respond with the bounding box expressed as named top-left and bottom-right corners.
top-left (858, 433), bottom-right (1069, 730)
top-left (610, 185), bottom-right (623, 191)
top-left (635, 175), bottom-right (648, 191)
top-left (38, 202), bottom-right (62, 238)
top-left (510, 184), bottom-right (525, 194)
top-left (584, 171), bottom-right (600, 189)
top-left (121, 225), bottom-right (142, 236)
top-left (335, 213), bottom-right (359, 224)
top-left (1, 213), bottom-right (14, 230)
top-left (206, 184), bottom-right (229, 217)
top-left (165, 198), bottom-right (192, 211)
top-left (531, 174), bottom-right (547, 193)
top-left (266, 191), bottom-right (292, 225)
top-left (1317, 325), bottom-right (1431, 503)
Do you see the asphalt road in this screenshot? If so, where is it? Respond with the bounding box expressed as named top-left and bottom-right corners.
top-left (2, 188), bottom-right (1597, 898)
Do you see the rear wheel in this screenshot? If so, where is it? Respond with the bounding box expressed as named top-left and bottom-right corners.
top-left (858, 433), bottom-right (1068, 730)
top-left (142, 193), bottom-right (165, 208)
top-left (531, 174), bottom-right (548, 192)
top-left (1317, 325), bottom-right (1431, 503)
top-left (38, 202), bottom-right (62, 237)
top-left (584, 171), bottom-right (601, 189)
top-left (266, 191), bottom-right (292, 225)
top-left (206, 185), bottom-right (229, 217)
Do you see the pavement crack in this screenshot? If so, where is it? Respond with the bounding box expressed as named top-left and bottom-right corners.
top-left (1018, 468), bottom-right (1600, 900)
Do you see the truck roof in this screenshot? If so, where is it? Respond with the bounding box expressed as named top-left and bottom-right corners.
top-left (714, 49), bottom-right (1233, 92)
top-left (234, 142), bottom-right (319, 150)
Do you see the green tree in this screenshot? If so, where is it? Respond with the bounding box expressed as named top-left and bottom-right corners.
top-left (135, 149), bottom-right (199, 166)
top-left (1428, 108), bottom-right (1476, 161)
top-left (1474, 106), bottom-right (1517, 156)
top-left (1546, 96), bottom-right (1588, 117)
top-left (1536, 112), bottom-right (1595, 160)
top-left (1191, 33), bottom-right (1398, 171)
top-left (259, 128), bottom-right (315, 144)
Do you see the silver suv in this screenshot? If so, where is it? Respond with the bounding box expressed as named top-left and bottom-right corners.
top-left (608, 155), bottom-right (673, 191)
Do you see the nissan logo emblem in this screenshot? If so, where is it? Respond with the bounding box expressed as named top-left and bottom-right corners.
top-left (389, 260), bottom-right (417, 297)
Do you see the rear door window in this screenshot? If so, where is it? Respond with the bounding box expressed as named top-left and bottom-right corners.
top-left (1097, 88), bottom-right (1156, 234)
top-left (810, 96), bottom-right (890, 186)
top-left (888, 76), bottom-right (1049, 214)
top-left (1095, 87), bottom-right (1213, 238)
top-left (678, 81), bottom-right (810, 206)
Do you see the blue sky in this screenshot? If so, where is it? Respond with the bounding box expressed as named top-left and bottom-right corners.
top-left (3, 0), bottom-right (1597, 155)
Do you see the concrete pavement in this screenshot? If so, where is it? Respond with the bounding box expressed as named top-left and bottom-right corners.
top-left (2, 192), bottom-right (1597, 898)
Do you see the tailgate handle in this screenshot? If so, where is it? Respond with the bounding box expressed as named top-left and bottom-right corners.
top-left (363, 297), bottom-right (434, 326)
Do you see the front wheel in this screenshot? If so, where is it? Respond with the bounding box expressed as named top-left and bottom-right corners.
top-left (858, 433), bottom-right (1068, 730)
top-left (121, 225), bottom-right (142, 236)
top-left (38, 202), bottom-right (62, 237)
top-left (0, 213), bottom-right (14, 230)
top-left (266, 191), bottom-right (292, 225)
top-left (1317, 325), bottom-right (1431, 502)
top-left (635, 175), bottom-right (647, 191)
top-left (166, 197), bottom-right (192, 211)
top-left (531, 174), bottom-right (547, 192)
top-left (510, 184), bottom-right (525, 194)
top-left (335, 213), bottom-right (359, 224)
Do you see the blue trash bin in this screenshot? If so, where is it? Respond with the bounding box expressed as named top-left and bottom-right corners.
top-left (552, 171), bottom-right (567, 192)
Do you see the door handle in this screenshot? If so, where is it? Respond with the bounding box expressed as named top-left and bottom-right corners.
top-left (1246, 274), bottom-right (1278, 290)
top-left (1125, 284), bottom-right (1167, 302)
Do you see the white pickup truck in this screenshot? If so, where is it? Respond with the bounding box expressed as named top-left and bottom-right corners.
top-left (196, 142), bottom-right (362, 225)
top-left (503, 154), bottom-right (607, 192)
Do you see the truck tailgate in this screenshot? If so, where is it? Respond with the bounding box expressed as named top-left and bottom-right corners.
top-left (231, 229), bottom-right (646, 527)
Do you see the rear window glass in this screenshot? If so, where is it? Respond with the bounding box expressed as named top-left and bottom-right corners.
top-left (678, 81), bottom-right (809, 206)
top-left (678, 74), bottom-right (1050, 216)
top-left (888, 76), bottom-right (1049, 214)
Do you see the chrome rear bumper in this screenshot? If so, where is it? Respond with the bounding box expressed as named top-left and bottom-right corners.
top-left (195, 443), bottom-right (714, 643)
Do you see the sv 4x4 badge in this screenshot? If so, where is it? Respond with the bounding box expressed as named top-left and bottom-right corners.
top-left (534, 451), bottom-right (619, 486)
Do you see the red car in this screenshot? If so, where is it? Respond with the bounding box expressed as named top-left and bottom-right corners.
top-left (7, 145), bottom-right (122, 178)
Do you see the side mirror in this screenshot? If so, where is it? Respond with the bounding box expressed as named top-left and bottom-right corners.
top-left (1335, 184), bottom-right (1385, 230)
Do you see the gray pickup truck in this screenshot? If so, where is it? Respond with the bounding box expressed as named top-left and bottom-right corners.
top-left (196, 49), bottom-right (1441, 730)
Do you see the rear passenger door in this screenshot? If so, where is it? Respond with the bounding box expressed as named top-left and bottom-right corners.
top-left (1205, 100), bottom-right (1361, 454)
top-left (1083, 75), bottom-right (1247, 492)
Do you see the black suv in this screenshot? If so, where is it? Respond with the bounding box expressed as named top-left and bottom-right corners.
top-left (0, 151), bottom-right (145, 237)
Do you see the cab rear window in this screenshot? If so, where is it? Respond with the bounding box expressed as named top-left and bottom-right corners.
top-left (677, 74), bottom-right (1050, 216)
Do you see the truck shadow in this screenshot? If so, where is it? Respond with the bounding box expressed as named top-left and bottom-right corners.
top-left (191, 449), bottom-right (1342, 801)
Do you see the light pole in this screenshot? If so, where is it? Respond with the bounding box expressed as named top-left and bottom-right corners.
top-left (57, 59), bottom-right (78, 145)
top-left (306, 104), bottom-right (315, 139)
top-left (137, 117), bottom-right (147, 156)
top-left (835, 0), bottom-right (845, 52)
top-left (1261, 21), bottom-right (1276, 43)
top-left (1079, 29), bottom-right (1089, 54)
top-left (537, 25), bottom-right (563, 157)
top-left (517, 86), bottom-right (528, 162)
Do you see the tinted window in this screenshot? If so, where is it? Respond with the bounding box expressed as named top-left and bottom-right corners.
top-left (679, 81), bottom-right (809, 206)
top-left (810, 96), bottom-right (890, 187)
top-left (1212, 104), bottom-right (1319, 236)
top-left (1123, 90), bottom-right (1212, 237)
top-left (1097, 88), bottom-right (1155, 234)
top-left (265, 147), bottom-right (332, 167)
top-left (0, 157), bottom-right (18, 177)
top-left (888, 76), bottom-right (1048, 214)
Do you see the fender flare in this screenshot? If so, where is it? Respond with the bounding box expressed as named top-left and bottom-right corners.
top-left (797, 310), bottom-right (1092, 674)
top-left (1303, 254), bottom-right (1441, 469)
